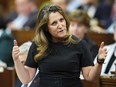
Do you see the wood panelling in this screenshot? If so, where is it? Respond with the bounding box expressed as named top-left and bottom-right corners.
top-left (12, 30), bottom-right (35, 45)
top-left (12, 30), bottom-right (114, 46)
top-left (0, 69), bottom-right (15, 87)
top-left (87, 32), bottom-right (114, 46)
top-left (100, 77), bottom-right (116, 87)
top-left (82, 79), bottom-right (100, 87)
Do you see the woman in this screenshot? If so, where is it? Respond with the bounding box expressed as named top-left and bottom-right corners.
top-left (69, 10), bottom-right (99, 60)
top-left (12, 4), bottom-right (107, 87)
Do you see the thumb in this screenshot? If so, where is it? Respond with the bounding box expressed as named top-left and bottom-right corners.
top-left (100, 42), bottom-right (104, 48)
top-left (14, 40), bottom-right (18, 46)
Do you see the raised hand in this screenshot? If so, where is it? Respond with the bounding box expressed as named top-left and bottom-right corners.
top-left (98, 42), bottom-right (107, 60)
top-left (12, 40), bottom-right (20, 61)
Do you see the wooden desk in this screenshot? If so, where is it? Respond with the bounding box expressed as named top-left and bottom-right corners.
top-left (12, 30), bottom-right (35, 45)
top-left (100, 77), bottom-right (116, 87)
top-left (87, 32), bottom-right (114, 46)
top-left (12, 30), bottom-right (114, 46)
top-left (0, 69), bottom-right (15, 87)
top-left (82, 79), bottom-right (100, 87)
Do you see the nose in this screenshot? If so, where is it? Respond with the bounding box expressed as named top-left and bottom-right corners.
top-left (57, 22), bottom-right (62, 29)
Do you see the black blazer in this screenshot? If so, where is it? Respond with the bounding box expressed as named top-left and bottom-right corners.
top-left (15, 73), bottom-right (40, 87)
top-left (14, 78), bottom-right (22, 87)
top-left (77, 3), bottom-right (112, 28)
top-left (29, 73), bottom-right (40, 87)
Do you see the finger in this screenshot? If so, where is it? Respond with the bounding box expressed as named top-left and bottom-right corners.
top-left (100, 42), bottom-right (104, 48)
top-left (13, 47), bottom-right (19, 51)
top-left (102, 48), bottom-right (107, 51)
top-left (105, 51), bottom-right (107, 54)
top-left (14, 52), bottom-right (20, 55)
top-left (13, 46), bottom-right (19, 49)
top-left (14, 40), bottom-right (18, 46)
top-left (13, 50), bottom-right (20, 53)
top-left (104, 54), bottom-right (107, 58)
top-left (104, 48), bottom-right (107, 51)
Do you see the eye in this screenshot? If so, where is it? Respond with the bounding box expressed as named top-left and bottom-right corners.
top-left (51, 21), bottom-right (57, 26)
top-left (77, 24), bottom-right (83, 28)
top-left (60, 18), bottom-right (64, 22)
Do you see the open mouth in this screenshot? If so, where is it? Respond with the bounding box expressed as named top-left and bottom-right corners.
top-left (59, 29), bottom-right (64, 32)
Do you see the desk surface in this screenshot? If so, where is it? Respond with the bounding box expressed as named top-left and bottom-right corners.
top-left (0, 69), bottom-right (15, 87)
top-left (100, 77), bottom-right (116, 87)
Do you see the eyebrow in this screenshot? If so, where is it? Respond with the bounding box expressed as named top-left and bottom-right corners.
top-left (51, 21), bottom-right (57, 25)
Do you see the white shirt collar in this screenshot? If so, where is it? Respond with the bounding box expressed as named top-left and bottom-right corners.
top-left (12, 15), bottom-right (28, 30)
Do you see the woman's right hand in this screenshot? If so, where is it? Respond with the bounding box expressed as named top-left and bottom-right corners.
top-left (12, 40), bottom-right (20, 61)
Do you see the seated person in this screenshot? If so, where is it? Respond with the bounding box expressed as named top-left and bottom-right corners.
top-left (15, 41), bottom-right (39, 87)
top-left (106, 0), bottom-right (116, 34)
top-left (94, 25), bottom-right (116, 76)
top-left (69, 10), bottom-right (99, 60)
top-left (77, 0), bottom-right (112, 29)
top-left (50, 0), bottom-right (70, 14)
top-left (0, 15), bottom-right (6, 30)
top-left (5, 0), bottom-right (38, 30)
top-left (0, 16), bottom-right (14, 67)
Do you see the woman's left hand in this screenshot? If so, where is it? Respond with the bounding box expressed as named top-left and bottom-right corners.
top-left (98, 42), bottom-right (107, 60)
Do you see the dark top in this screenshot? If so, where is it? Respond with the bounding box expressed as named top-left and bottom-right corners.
top-left (25, 35), bottom-right (94, 87)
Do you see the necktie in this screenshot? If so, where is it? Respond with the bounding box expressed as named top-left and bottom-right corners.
top-left (104, 47), bottom-right (116, 74)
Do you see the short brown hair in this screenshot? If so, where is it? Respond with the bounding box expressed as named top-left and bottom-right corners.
top-left (69, 10), bottom-right (90, 27)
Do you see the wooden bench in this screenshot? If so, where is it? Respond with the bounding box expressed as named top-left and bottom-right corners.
top-left (100, 77), bottom-right (116, 87)
top-left (0, 69), bottom-right (15, 87)
top-left (12, 30), bottom-right (114, 46)
top-left (82, 79), bottom-right (100, 87)
top-left (87, 32), bottom-right (114, 46)
top-left (12, 30), bottom-right (35, 45)
top-left (0, 69), bottom-right (100, 87)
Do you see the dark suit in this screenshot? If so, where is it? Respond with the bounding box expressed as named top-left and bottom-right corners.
top-left (0, 16), bottom-right (6, 29)
top-left (5, 10), bottom-right (38, 30)
top-left (94, 3), bottom-right (112, 28)
top-left (29, 73), bottom-right (40, 87)
top-left (15, 78), bottom-right (22, 87)
top-left (77, 3), bottom-right (112, 28)
top-left (0, 31), bottom-right (14, 67)
top-left (15, 72), bottom-right (40, 87)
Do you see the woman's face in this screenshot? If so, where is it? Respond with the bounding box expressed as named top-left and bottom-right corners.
top-left (48, 12), bottom-right (67, 42)
top-left (69, 21), bottom-right (88, 39)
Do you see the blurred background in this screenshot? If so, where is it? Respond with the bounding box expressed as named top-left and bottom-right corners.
top-left (0, 0), bottom-right (116, 87)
